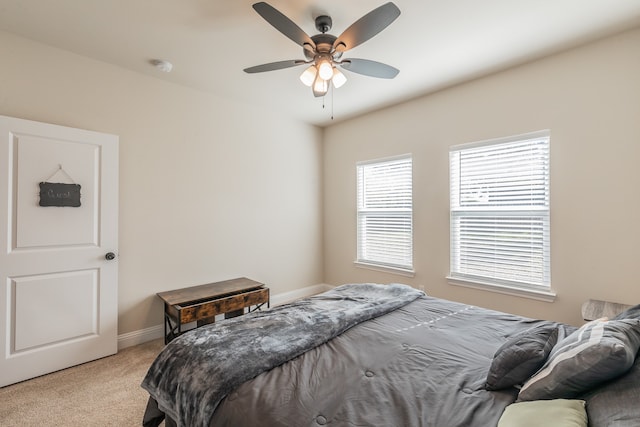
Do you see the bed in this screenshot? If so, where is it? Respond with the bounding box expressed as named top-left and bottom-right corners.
top-left (141, 283), bottom-right (640, 427)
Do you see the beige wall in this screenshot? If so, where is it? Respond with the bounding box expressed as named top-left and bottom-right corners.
top-left (323, 27), bottom-right (640, 326)
top-left (0, 31), bottom-right (324, 335)
top-left (2, 25), bottom-right (639, 336)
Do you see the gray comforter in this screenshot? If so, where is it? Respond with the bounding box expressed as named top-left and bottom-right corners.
top-left (208, 295), bottom-right (549, 427)
top-left (143, 284), bottom-right (554, 427)
top-left (142, 283), bottom-right (424, 427)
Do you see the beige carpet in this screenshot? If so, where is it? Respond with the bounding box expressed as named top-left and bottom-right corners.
top-left (0, 339), bottom-right (165, 427)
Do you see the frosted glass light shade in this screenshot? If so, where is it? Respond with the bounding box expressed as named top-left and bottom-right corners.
top-left (332, 68), bottom-right (347, 88)
top-left (299, 66), bottom-right (317, 87)
top-left (318, 60), bottom-right (334, 80)
top-left (312, 74), bottom-right (329, 96)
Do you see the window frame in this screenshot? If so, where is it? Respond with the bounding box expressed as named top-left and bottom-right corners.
top-left (447, 131), bottom-right (554, 301)
top-left (355, 154), bottom-right (414, 276)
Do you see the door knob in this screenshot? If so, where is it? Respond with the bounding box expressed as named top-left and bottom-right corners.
top-left (105, 252), bottom-right (116, 260)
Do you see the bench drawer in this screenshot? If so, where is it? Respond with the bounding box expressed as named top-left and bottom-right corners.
top-left (177, 287), bottom-right (269, 324)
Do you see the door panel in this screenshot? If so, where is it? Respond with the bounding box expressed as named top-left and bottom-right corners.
top-left (14, 134), bottom-right (99, 248)
top-left (0, 115), bottom-right (118, 387)
top-left (12, 270), bottom-right (98, 352)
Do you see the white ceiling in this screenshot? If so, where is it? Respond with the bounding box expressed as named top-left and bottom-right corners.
top-left (1, 1), bottom-right (640, 126)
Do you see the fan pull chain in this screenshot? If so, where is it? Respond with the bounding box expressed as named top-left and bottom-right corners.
top-left (331, 85), bottom-right (334, 120)
top-left (320, 85), bottom-right (335, 120)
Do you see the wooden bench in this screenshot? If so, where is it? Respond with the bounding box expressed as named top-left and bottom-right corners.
top-left (157, 277), bottom-right (269, 343)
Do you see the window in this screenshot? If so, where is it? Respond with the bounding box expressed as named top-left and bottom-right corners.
top-left (356, 155), bottom-right (413, 274)
top-left (449, 131), bottom-right (551, 297)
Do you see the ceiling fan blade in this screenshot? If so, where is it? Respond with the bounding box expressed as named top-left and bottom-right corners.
top-left (340, 58), bottom-right (399, 79)
top-left (333, 2), bottom-right (400, 53)
top-left (244, 60), bottom-right (306, 73)
top-left (253, 2), bottom-right (315, 49)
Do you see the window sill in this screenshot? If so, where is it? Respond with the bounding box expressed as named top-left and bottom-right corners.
top-left (447, 276), bottom-right (556, 302)
top-left (354, 261), bottom-right (415, 278)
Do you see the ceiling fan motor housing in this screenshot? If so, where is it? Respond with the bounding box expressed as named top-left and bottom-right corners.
top-left (305, 33), bottom-right (338, 60)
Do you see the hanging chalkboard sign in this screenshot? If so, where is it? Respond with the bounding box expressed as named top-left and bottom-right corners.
top-left (39, 182), bottom-right (82, 207)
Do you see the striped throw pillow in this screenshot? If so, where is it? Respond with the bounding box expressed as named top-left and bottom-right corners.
top-left (517, 318), bottom-right (640, 401)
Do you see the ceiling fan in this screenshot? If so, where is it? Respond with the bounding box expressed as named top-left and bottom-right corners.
top-left (244, 2), bottom-right (401, 97)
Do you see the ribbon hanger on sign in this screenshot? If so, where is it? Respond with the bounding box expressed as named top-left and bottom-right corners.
top-left (43, 164), bottom-right (78, 184)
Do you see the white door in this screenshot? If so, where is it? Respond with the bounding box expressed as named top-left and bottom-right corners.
top-left (0, 115), bottom-right (118, 387)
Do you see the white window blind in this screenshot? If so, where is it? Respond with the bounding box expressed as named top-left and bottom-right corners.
top-left (357, 155), bottom-right (413, 272)
top-left (449, 131), bottom-right (550, 292)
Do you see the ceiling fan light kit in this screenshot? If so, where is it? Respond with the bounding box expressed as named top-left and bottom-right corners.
top-left (244, 2), bottom-right (400, 98)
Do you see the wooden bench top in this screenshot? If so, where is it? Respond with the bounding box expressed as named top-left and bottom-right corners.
top-left (157, 277), bottom-right (265, 306)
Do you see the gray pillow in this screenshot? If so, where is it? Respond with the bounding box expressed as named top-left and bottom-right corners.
top-left (518, 318), bottom-right (640, 401)
top-left (581, 355), bottom-right (640, 427)
top-left (486, 322), bottom-right (559, 390)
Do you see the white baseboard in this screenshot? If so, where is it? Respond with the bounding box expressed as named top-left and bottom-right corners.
top-left (117, 283), bottom-right (333, 350)
top-left (118, 324), bottom-right (164, 350)
top-left (270, 283), bottom-right (333, 306)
